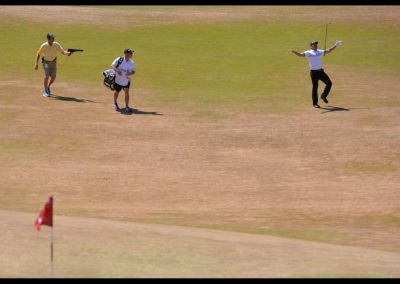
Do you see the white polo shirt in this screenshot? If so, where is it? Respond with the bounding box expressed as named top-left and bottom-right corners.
top-left (112, 56), bottom-right (135, 86)
top-left (304, 49), bottom-right (325, 70)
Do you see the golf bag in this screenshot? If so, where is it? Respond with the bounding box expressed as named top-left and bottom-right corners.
top-left (102, 56), bottom-right (123, 91)
top-left (102, 69), bottom-right (117, 91)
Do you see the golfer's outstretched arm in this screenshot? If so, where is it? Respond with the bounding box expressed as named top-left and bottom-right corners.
top-left (291, 50), bottom-right (305, 57)
top-left (325, 41), bottom-right (343, 54)
top-left (325, 44), bottom-right (337, 54)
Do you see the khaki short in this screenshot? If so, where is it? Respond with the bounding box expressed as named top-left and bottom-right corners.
top-left (42, 59), bottom-right (57, 78)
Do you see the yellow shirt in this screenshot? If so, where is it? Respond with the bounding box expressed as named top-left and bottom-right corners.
top-left (37, 41), bottom-right (65, 61)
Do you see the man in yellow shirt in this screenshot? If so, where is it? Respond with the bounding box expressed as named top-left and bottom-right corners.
top-left (34, 33), bottom-right (72, 97)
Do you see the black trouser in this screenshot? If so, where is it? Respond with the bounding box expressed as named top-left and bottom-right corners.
top-left (310, 69), bottom-right (332, 105)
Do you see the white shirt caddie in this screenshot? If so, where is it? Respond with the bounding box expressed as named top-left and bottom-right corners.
top-left (112, 57), bottom-right (136, 87)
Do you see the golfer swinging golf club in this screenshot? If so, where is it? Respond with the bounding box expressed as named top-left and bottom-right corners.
top-left (291, 40), bottom-right (343, 108)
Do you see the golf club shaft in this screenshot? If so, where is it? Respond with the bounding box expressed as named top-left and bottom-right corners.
top-left (324, 23), bottom-right (329, 56)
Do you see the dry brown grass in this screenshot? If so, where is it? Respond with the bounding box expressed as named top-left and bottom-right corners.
top-left (2, 210), bottom-right (400, 277)
top-left (0, 6), bottom-right (399, 277)
top-left (0, 6), bottom-right (399, 28)
top-left (0, 67), bottom-right (399, 254)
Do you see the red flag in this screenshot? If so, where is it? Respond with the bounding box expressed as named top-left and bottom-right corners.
top-left (34, 196), bottom-right (53, 230)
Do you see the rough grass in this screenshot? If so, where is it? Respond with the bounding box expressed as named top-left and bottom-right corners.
top-left (0, 6), bottom-right (400, 277)
top-left (2, 211), bottom-right (400, 278)
top-left (0, 12), bottom-right (399, 115)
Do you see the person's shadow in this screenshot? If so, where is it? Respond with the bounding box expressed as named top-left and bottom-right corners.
top-left (49, 94), bottom-right (96, 103)
top-left (320, 105), bottom-right (369, 114)
top-left (117, 107), bottom-right (163, 116)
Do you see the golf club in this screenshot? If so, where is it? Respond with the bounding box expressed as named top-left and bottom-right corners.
top-left (324, 23), bottom-right (330, 56)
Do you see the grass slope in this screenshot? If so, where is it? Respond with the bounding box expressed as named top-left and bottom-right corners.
top-left (1, 210), bottom-right (400, 278)
top-left (0, 6), bottom-right (399, 277)
top-left (0, 12), bottom-right (399, 114)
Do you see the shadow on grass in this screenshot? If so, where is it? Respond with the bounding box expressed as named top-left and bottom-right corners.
top-left (320, 105), bottom-right (370, 114)
top-left (117, 107), bottom-right (163, 116)
top-left (49, 94), bottom-right (96, 103)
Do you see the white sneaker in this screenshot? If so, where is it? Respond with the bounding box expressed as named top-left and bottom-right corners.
top-left (113, 103), bottom-right (120, 111)
top-left (43, 90), bottom-right (50, 97)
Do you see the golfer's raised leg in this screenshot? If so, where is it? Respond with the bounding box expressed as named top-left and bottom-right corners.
top-left (320, 71), bottom-right (332, 101)
top-left (291, 38), bottom-right (342, 109)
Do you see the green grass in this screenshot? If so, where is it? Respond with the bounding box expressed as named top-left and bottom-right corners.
top-left (372, 214), bottom-right (400, 227)
top-left (1, 14), bottom-right (399, 114)
top-left (343, 161), bottom-right (398, 174)
top-left (1, 8), bottom-right (400, 277)
top-left (0, 139), bottom-right (41, 155)
top-left (301, 273), bottom-right (396, 278)
top-left (0, 135), bottom-right (89, 157)
top-left (139, 211), bottom-right (352, 244)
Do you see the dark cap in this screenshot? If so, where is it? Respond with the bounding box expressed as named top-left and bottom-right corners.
top-left (310, 40), bottom-right (318, 46)
top-left (124, 48), bottom-right (134, 54)
top-left (47, 33), bottom-right (56, 40)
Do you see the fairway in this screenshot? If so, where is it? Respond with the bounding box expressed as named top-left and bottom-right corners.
top-left (0, 6), bottom-right (399, 278)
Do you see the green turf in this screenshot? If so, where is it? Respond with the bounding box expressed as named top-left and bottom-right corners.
top-left (372, 214), bottom-right (400, 227)
top-left (1, 8), bottom-right (400, 277)
top-left (1, 15), bottom-right (399, 114)
top-left (343, 161), bottom-right (398, 174)
top-left (138, 211), bottom-right (352, 245)
top-left (301, 273), bottom-right (396, 278)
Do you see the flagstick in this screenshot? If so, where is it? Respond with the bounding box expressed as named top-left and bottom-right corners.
top-left (51, 226), bottom-right (54, 278)
top-left (36, 196), bottom-right (54, 278)
top-left (51, 196), bottom-right (54, 278)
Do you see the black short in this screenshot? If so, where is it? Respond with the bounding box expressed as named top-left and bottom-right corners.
top-left (114, 82), bottom-right (130, 92)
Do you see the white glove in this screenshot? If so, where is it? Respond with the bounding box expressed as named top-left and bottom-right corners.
top-left (335, 40), bottom-right (343, 47)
